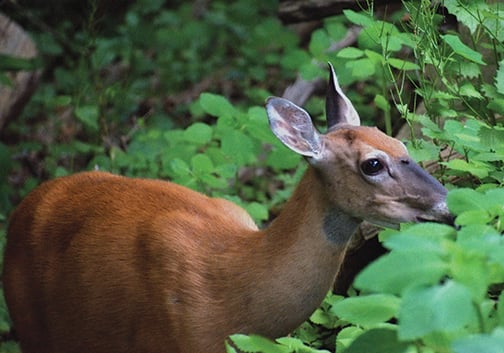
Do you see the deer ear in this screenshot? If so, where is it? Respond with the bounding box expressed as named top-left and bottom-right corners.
top-left (326, 62), bottom-right (360, 128)
top-left (265, 97), bottom-right (322, 159)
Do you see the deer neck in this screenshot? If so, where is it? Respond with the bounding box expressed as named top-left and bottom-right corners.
top-left (248, 167), bottom-right (361, 337)
top-left (267, 166), bottom-right (361, 248)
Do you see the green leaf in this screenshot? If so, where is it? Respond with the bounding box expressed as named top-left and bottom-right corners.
top-left (374, 94), bottom-right (390, 112)
top-left (336, 326), bottom-right (364, 353)
top-left (280, 49), bottom-right (311, 71)
top-left (459, 61), bottom-right (481, 78)
top-left (183, 122), bottom-right (213, 145)
top-left (74, 105), bottom-right (99, 131)
top-left (191, 154), bottom-right (214, 174)
top-left (405, 138), bottom-right (441, 163)
top-left (200, 93), bottom-right (236, 119)
top-left (452, 328), bottom-right (504, 353)
top-left (455, 210), bottom-right (493, 226)
top-left (221, 130), bottom-right (254, 165)
top-left (336, 47), bottom-right (364, 59)
top-left (0, 53), bottom-right (40, 71)
top-left (345, 58), bottom-right (376, 80)
top-left (359, 21), bottom-right (402, 52)
top-left (229, 334), bottom-right (289, 353)
top-left (355, 251), bottom-right (447, 294)
top-left (387, 58), bottom-right (420, 71)
top-left (443, 0), bottom-right (488, 34)
top-left (496, 59), bottom-right (504, 95)
top-left (345, 328), bottom-right (410, 353)
top-left (398, 281), bottom-right (477, 340)
top-left (384, 223), bottom-right (454, 255)
top-left (459, 82), bottom-right (483, 98)
top-left (331, 294), bottom-right (400, 327)
top-left (479, 124), bottom-right (504, 150)
top-left (343, 9), bottom-right (375, 27)
top-left (276, 336), bottom-right (331, 352)
top-left (244, 202), bottom-right (268, 222)
top-left (170, 158), bottom-right (191, 177)
top-left (447, 188), bottom-right (487, 215)
top-left (266, 145), bottom-right (302, 170)
top-left (445, 159), bottom-right (490, 179)
top-left (441, 34), bottom-right (486, 65)
top-left (325, 19), bottom-right (346, 42)
top-left (309, 29), bottom-right (330, 57)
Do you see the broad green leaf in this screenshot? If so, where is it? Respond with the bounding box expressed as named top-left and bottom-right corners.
top-left (345, 328), bottom-right (410, 353)
top-left (374, 94), bottom-right (390, 112)
top-left (383, 226), bottom-right (453, 256)
top-left (183, 123), bottom-right (213, 145)
top-left (455, 210), bottom-right (493, 226)
top-left (221, 130), bottom-right (255, 165)
top-left (244, 202), bottom-right (268, 222)
top-left (336, 47), bottom-right (364, 59)
top-left (300, 61), bottom-right (325, 80)
top-left (215, 163), bottom-right (237, 178)
top-left (345, 58), bottom-right (376, 80)
top-left (74, 105), bottom-right (99, 131)
top-left (170, 158), bottom-right (191, 177)
top-left (441, 34), bottom-right (486, 65)
top-left (276, 336), bottom-right (331, 352)
top-left (479, 125), bottom-right (504, 150)
top-left (0, 53), bottom-right (40, 71)
top-left (266, 145), bottom-right (302, 170)
top-left (459, 82), bottom-right (483, 98)
top-left (387, 58), bottom-right (420, 71)
top-left (405, 139), bottom-right (441, 163)
top-left (359, 21), bottom-right (402, 52)
top-left (229, 334), bottom-right (289, 353)
top-left (245, 106), bottom-right (275, 143)
top-left (309, 29), bottom-right (331, 58)
top-left (336, 326), bottom-right (364, 353)
top-left (199, 174), bottom-right (227, 189)
top-left (355, 251), bottom-right (447, 294)
top-left (398, 281), bottom-right (477, 340)
top-left (191, 154), bottom-right (214, 174)
top-left (444, 0), bottom-right (488, 34)
top-left (445, 159), bottom-right (490, 179)
top-left (447, 188), bottom-right (487, 215)
top-left (325, 19), bottom-right (346, 42)
top-left (450, 232), bottom-right (496, 300)
top-left (459, 61), bottom-right (481, 78)
top-left (331, 294), bottom-right (400, 327)
top-left (280, 49), bottom-right (311, 71)
top-left (200, 93), bottom-right (236, 119)
top-left (452, 328), bottom-right (504, 353)
top-left (343, 9), bottom-right (375, 27)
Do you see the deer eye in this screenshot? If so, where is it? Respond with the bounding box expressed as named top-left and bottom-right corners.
top-left (361, 158), bottom-right (384, 176)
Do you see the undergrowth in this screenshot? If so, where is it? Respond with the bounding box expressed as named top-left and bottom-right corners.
top-left (1, 0), bottom-right (503, 352)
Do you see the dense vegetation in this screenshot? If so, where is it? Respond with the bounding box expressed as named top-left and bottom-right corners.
top-left (1, 0), bottom-right (503, 352)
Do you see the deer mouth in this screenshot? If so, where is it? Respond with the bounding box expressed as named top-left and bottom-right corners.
top-left (416, 214), bottom-right (455, 227)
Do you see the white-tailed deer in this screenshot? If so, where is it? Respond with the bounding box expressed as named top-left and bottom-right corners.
top-left (3, 64), bottom-right (452, 353)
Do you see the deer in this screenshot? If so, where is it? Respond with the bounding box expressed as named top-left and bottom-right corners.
top-left (3, 64), bottom-right (453, 353)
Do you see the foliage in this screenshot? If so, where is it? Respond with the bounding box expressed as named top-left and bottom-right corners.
top-left (226, 0), bottom-right (504, 352)
top-left (1, 0), bottom-right (504, 352)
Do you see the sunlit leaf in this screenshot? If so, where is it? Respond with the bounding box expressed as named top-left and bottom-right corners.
top-left (331, 294), bottom-right (400, 327)
top-left (441, 34), bottom-right (486, 65)
top-left (398, 281), bottom-right (477, 340)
